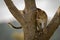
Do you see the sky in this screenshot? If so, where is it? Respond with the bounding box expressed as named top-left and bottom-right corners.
top-left (0, 0), bottom-right (60, 24)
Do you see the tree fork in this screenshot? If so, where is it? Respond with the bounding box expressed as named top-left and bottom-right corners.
top-left (4, 0), bottom-right (60, 40)
top-left (4, 0), bottom-right (37, 40)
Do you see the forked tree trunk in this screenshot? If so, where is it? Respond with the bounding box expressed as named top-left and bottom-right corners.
top-left (4, 0), bottom-right (36, 40)
top-left (4, 0), bottom-right (60, 40)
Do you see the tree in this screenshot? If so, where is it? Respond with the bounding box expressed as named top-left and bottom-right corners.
top-left (4, 0), bottom-right (60, 40)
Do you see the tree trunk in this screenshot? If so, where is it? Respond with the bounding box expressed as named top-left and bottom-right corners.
top-left (4, 0), bottom-right (60, 40)
top-left (24, 0), bottom-right (36, 12)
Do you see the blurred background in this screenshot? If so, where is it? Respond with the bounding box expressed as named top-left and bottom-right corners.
top-left (0, 0), bottom-right (60, 40)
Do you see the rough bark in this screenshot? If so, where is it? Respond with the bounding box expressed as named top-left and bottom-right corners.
top-left (4, 0), bottom-right (26, 25)
top-left (24, 0), bottom-right (36, 12)
top-left (4, 0), bottom-right (60, 40)
top-left (46, 7), bottom-right (60, 40)
top-left (4, 0), bottom-right (36, 40)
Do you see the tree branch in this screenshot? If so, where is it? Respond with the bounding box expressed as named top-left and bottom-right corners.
top-left (46, 7), bottom-right (60, 39)
top-left (4, 0), bottom-right (26, 25)
top-left (24, 0), bottom-right (36, 12)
